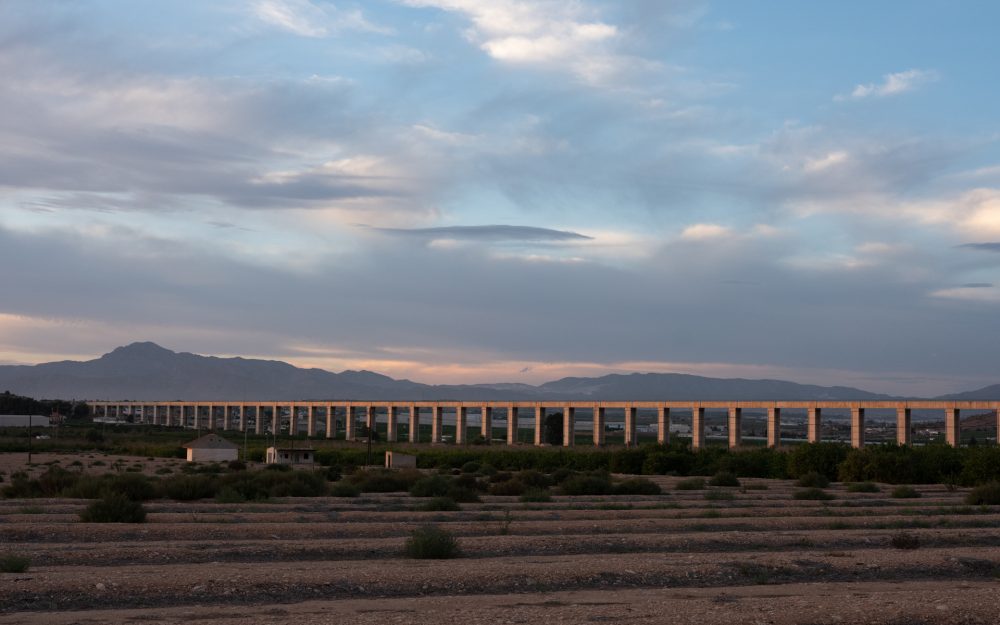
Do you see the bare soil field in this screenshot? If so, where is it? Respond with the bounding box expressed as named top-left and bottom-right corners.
top-left (2, 454), bottom-right (999, 624)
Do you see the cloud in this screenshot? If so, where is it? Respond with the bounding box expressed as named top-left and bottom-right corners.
top-left (680, 223), bottom-right (731, 240)
top-left (369, 224), bottom-right (593, 242)
top-left (958, 242), bottom-right (1000, 252)
top-left (397, 0), bottom-right (654, 86)
top-left (837, 69), bottom-right (938, 101)
top-left (252, 0), bottom-right (389, 37)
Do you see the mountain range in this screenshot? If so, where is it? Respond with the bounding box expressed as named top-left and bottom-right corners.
top-left (0, 342), bottom-right (996, 402)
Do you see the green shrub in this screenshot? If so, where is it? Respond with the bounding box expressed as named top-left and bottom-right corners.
top-left (793, 488), bottom-right (834, 501)
top-left (404, 525), bottom-right (460, 559)
top-left (489, 479), bottom-right (526, 496)
top-left (705, 489), bottom-right (735, 501)
top-left (676, 477), bottom-right (706, 491)
top-left (847, 482), bottom-right (880, 493)
top-left (227, 460), bottom-right (247, 472)
top-left (965, 482), bottom-right (1000, 505)
top-left (460, 461), bottom-right (480, 474)
top-left (80, 492), bottom-right (147, 523)
top-left (742, 482), bottom-right (769, 490)
top-left (446, 485), bottom-right (481, 503)
top-left (0, 553), bottom-right (30, 573)
top-left (614, 477), bottom-right (661, 495)
top-left (560, 474), bottom-right (614, 496)
top-left (214, 486), bottom-right (246, 503)
top-left (786, 442), bottom-right (848, 480)
top-left (161, 475), bottom-right (217, 501)
top-left (550, 468), bottom-right (575, 484)
top-left (890, 532), bottom-right (921, 550)
top-left (891, 486), bottom-right (921, 499)
top-left (515, 470), bottom-right (552, 489)
top-left (349, 469), bottom-right (422, 493)
top-left (409, 475), bottom-right (452, 498)
top-left (419, 496), bottom-right (460, 511)
top-left (106, 473), bottom-right (157, 501)
top-left (520, 488), bottom-right (552, 503)
top-left (708, 471), bottom-right (741, 487)
top-left (477, 464), bottom-right (497, 476)
top-left (330, 481), bottom-right (361, 498)
top-left (795, 472), bottom-right (830, 488)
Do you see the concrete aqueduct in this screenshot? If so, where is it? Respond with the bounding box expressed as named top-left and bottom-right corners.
top-left (87, 400), bottom-right (1000, 449)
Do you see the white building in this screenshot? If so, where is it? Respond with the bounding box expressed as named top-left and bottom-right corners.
top-left (266, 446), bottom-right (315, 466)
top-left (183, 433), bottom-right (239, 463)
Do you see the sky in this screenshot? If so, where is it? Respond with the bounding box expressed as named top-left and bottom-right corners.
top-left (1, 1), bottom-right (1000, 396)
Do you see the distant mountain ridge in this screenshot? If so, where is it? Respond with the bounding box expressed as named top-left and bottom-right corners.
top-left (0, 342), bottom-right (994, 402)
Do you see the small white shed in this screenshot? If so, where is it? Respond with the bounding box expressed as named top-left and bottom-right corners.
top-left (183, 433), bottom-right (239, 463)
top-left (266, 446), bottom-right (316, 466)
top-left (385, 451), bottom-right (417, 469)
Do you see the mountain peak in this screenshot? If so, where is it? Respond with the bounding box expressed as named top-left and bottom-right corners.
top-left (104, 342), bottom-right (175, 359)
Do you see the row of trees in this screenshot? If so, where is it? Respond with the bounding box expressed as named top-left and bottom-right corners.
top-left (0, 391), bottom-right (89, 418)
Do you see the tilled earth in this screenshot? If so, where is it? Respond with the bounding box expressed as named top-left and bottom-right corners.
top-left (2, 468), bottom-right (999, 624)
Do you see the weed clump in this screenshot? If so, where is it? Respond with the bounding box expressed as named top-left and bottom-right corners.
top-left (419, 496), bottom-right (460, 511)
top-left (708, 471), bottom-right (741, 487)
top-left (889, 531), bottom-right (921, 550)
top-left (676, 477), bottom-right (706, 491)
top-left (0, 553), bottom-right (30, 573)
top-left (846, 482), bottom-right (880, 493)
top-left (793, 487), bottom-right (834, 501)
top-left (519, 489), bottom-right (552, 503)
top-left (404, 525), bottom-right (460, 559)
top-left (965, 482), bottom-right (1000, 505)
top-left (79, 492), bottom-right (147, 523)
top-left (891, 485), bottom-right (921, 499)
top-left (795, 472), bottom-right (830, 488)
top-left (614, 477), bottom-right (661, 495)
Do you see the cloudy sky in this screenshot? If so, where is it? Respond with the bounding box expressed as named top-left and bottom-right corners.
top-left (2, 1), bottom-right (999, 396)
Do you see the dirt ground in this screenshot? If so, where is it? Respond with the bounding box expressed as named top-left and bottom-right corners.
top-left (2, 452), bottom-right (999, 624)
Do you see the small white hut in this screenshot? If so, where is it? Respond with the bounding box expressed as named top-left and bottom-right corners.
top-left (183, 433), bottom-right (239, 463)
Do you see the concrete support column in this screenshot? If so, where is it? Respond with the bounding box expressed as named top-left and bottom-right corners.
top-left (409, 405), bottom-right (420, 443)
top-left (807, 407), bottom-right (822, 443)
top-left (365, 405), bottom-right (376, 437)
top-left (193, 405), bottom-right (202, 430)
top-left (851, 407), bottom-right (865, 448)
top-left (271, 404), bottom-right (279, 434)
top-left (152, 405), bottom-right (161, 426)
top-left (326, 405), bottom-right (335, 439)
top-left (657, 406), bottom-right (670, 445)
top-left (307, 406), bottom-right (316, 437)
top-left (945, 407), bottom-right (959, 446)
top-left (254, 405), bottom-right (263, 435)
top-left (345, 404), bottom-right (355, 440)
top-left (896, 407), bottom-right (911, 445)
top-left (593, 406), bottom-right (605, 446)
top-left (624, 405), bottom-right (637, 447)
top-left (481, 406), bottom-right (493, 442)
top-left (562, 406), bottom-right (575, 447)
top-left (728, 407), bottom-right (742, 448)
top-left (507, 405), bottom-right (519, 445)
top-left (238, 404), bottom-right (246, 432)
top-left (691, 405), bottom-right (705, 449)
top-left (209, 405), bottom-right (216, 429)
top-left (455, 406), bottom-right (467, 444)
top-left (288, 404), bottom-right (297, 435)
top-left (431, 405), bottom-right (443, 443)
top-left (386, 406), bottom-right (398, 442)
top-left (534, 406), bottom-right (545, 446)
top-left (767, 408), bottom-right (781, 448)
